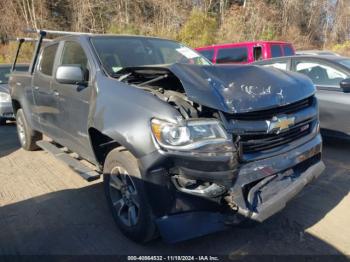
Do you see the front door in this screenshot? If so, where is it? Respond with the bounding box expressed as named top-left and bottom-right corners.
top-left (51, 40), bottom-right (94, 161)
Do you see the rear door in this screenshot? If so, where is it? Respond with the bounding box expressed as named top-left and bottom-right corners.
top-left (292, 57), bottom-right (350, 135)
top-left (32, 43), bottom-right (60, 138)
top-left (51, 40), bottom-right (94, 160)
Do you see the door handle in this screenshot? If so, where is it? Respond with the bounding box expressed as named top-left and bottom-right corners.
top-left (53, 91), bottom-right (60, 96)
top-left (34, 86), bottom-right (39, 90)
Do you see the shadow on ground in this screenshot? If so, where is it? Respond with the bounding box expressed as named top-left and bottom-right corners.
top-left (0, 130), bottom-right (349, 257)
top-left (0, 123), bottom-right (20, 158)
top-left (0, 137), bottom-right (349, 257)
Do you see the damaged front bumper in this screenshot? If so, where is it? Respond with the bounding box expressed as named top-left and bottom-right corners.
top-left (226, 133), bottom-right (324, 223)
top-left (246, 160), bottom-right (324, 222)
top-left (140, 131), bottom-right (324, 242)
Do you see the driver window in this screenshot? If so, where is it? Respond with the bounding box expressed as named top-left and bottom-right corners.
top-left (295, 61), bottom-right (346, 87)
top-left (61, 41), bottom-right (89, 80)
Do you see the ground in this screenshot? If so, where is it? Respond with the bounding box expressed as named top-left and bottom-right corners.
top-left (0, 123), bottom-right (349, 257)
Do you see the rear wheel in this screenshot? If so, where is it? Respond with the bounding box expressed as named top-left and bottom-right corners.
top-left (103, 148), bottom-right (158, 243)
top-left (16, 109), bottom-right (42, 151)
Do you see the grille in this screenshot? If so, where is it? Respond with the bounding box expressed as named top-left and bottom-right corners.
top-left (240, 118), bottom-right (313, 154)
top-left (226, 96), bottom-right (314, 121)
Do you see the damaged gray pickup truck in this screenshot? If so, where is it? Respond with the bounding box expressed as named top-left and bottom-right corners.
top-left (9, 30), bottom-right (325, 243)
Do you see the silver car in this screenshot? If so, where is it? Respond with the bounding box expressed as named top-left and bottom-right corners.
top-left (254, 55), bottom-right (350, 139)
top-left (0, 64), bottom-right (28, 125)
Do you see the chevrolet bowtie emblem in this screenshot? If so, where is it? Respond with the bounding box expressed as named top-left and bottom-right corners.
top-left (267, 116), bottom-right (295, 134)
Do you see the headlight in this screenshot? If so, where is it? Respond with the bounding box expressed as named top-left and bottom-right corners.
top-left (151, 118), bottom-right (229, 150)
top-left (0, 92), bottom-right (11, 103)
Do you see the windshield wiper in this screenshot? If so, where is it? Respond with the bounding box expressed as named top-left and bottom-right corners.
top-left (117, 73), bottom-right (132, 81)
top-left (138, 74), bottom-right (168, 87)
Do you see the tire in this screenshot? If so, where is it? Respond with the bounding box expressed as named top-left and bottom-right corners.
top-left (103, 147), bottom-right (158, 243)
top-left (0, 118), bottom-right (6, 125)
top-left (16, 109), bottom-right (42, 151)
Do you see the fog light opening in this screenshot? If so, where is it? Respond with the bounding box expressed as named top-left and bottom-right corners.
top-left (171, 175), bottom-right (226, 198)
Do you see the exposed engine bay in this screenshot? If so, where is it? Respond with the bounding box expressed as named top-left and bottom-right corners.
top-left (114, 67), bottom-right (219, 120)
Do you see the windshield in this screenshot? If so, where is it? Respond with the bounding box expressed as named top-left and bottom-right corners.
top-left (0, 67), bottom-right (11, 84)
top-left (90, 36), bottom-right (210, 76)
top-left (338, 59), bottom-right (350, 70)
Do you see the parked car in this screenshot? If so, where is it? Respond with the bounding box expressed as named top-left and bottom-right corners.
top-left (195, 41), bottom-right (295, 64)
top-left (254, 55), bottom-right (350, 138)
top-left (296, 50), bottom-right (340, 56)
top-left (0, 64), bottom-right (28, 125)
top-left (10, 31), bottom-right (324, 243)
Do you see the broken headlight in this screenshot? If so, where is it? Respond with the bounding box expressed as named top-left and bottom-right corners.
top-left (151, 118), bottom-right (229, 150)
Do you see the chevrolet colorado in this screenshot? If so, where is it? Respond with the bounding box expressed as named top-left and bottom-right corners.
top-left (9, 30), bottom-right (324, 243)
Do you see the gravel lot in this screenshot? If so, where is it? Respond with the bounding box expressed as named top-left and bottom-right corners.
top-left (0, 122), bottom-right (349, 256)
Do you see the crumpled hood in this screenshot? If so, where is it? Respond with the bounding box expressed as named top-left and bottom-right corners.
top-left (167, 63), bottom-right (315, 114)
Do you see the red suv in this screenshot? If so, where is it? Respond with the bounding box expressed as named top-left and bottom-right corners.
top-left (196, 41), bottom-right (295, 64)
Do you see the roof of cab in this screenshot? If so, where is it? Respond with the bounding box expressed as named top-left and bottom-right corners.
top-left (47, 34), bottom-right (176, 43)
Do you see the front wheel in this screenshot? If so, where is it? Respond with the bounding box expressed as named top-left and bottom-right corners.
top-left (103, 147), bottom-right (158, 243)
top-left (16, 109), bottom-right (42, 151)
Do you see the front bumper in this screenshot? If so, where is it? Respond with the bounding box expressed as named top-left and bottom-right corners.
top-left (141, 131), bottom-right (323, 215)
top-left (227, 133), bottom-right (324, 222)
top-left (148, 134), bottom-right (324, 242)
top-left (0, 102), bottom-right (14, 119)
top-left (247, 161), bottom-right (325, 222)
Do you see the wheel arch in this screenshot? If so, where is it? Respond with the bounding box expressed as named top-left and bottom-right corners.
top-left (88, 127), bottom-right (139, 167)
top-left (11, 99), bottom-right (21, 114)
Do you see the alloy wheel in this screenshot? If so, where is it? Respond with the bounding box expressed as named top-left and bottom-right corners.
top-left (109, 166), bottom-right (140, 227)
top-left (16, 117), bottom-right (26, 146)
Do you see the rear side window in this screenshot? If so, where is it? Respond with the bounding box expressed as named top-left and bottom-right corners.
top-left (283, 45), bottom-right (294, 56)
top-left (39, 44), bottom-right (58, 76)
top-left (198, 49), bottom-right (214, 61)
top-left (271, 45), bottom-right (282, 58)
top-left (216, 47), bottom-right (248, 63)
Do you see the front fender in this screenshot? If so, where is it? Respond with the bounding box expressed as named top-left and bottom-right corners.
top-left (91, 74), bottom-right (182, 159)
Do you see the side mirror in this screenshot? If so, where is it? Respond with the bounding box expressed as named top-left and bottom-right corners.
top-left (56, 65), bottom-right (85, 85)
top-left (340, 78), bottom-right (350, 93)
